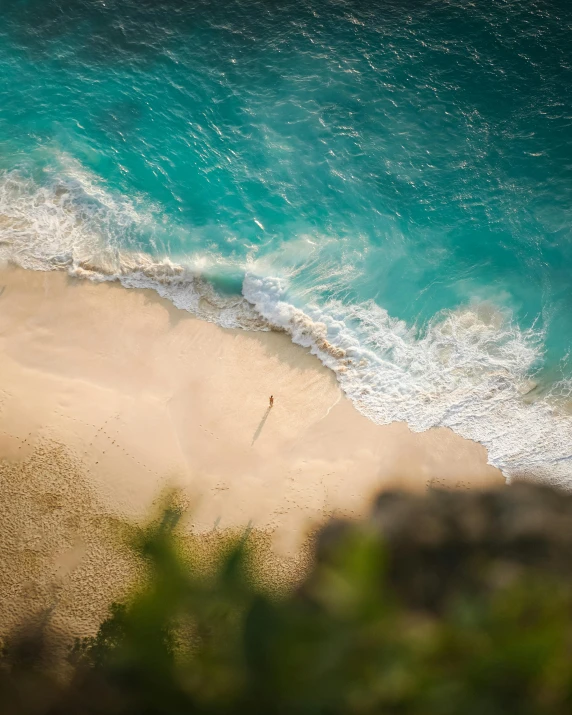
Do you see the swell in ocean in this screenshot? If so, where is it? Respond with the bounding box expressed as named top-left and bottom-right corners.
top-left (1, 165), bottom-right (572, 487)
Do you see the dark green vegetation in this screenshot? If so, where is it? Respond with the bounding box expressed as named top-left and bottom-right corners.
top-left (3, 484), bottom-right (572, 714)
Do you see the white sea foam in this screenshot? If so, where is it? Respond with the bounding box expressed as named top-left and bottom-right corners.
top-left (2, 167), bottom-right (572, 486)
top-left (0, 167), bottom-right (266, 329)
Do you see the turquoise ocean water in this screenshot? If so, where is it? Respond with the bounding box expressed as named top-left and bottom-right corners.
top-left (1, 0), bottom-right (572, 483)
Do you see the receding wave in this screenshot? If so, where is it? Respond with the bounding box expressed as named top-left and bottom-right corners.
top-left (1, 167), bottom-right (572, 486)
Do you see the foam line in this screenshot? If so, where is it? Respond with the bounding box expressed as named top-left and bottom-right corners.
top-left (2, 167), bottom-right (572, 486)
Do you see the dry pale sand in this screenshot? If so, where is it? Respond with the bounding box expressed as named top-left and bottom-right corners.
top-left (0, 265), bottom-right (503, 638)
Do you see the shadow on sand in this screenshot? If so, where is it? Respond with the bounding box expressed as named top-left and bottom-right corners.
top-left (251, 407), bottom-right (271, 446)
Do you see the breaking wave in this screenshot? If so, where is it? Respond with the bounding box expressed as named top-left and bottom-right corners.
top-left (243, 275), bottom-right (572, 486)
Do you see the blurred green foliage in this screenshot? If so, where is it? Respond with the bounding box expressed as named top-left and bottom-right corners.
top-left (3, 485), bottom-right (572, 714)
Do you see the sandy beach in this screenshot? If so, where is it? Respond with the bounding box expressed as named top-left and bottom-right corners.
top-left (0, 265), bottom-right (503, 638)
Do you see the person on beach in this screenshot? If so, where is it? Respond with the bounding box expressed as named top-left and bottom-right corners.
top-left (269, 395), bottom-right (274, 408)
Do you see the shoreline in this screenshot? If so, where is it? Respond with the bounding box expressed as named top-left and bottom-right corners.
top-left (0, 264), bottom-right (503, 636)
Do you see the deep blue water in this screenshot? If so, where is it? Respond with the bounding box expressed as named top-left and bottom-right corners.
top-left (1, 0), bottom-right (572, 481)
